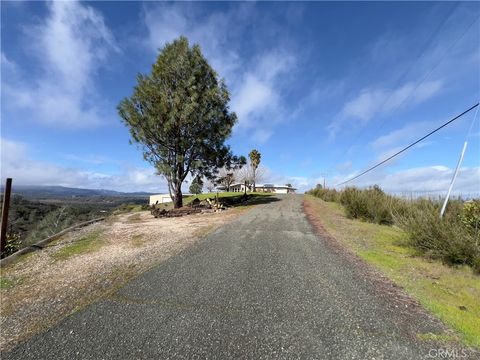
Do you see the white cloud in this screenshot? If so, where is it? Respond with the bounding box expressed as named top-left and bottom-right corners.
top-left (2, 1), bottom-right (119, 128)
top-left (328, 80), bottom-right (443, 138)
top-left (332, 165), bottom-right (480, 196)
top-left (342, 80), bottom-right (442, 124)
top-left (143, 3), bottom-right (242, 81)
top-left (0, 138), bottom-right (168, 193)
top-left (371, 121), bottom-right (434, 149)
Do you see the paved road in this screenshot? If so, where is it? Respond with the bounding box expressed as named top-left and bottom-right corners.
top-left (5, 195), bottom-right (451, 359)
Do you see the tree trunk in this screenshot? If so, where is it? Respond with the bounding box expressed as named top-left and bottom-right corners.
top-left (173, 187), bottom-right (183, 208)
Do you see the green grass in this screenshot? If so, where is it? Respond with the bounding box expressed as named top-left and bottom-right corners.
top-left (126, 213), bottom-right (143, 223)
top-left (1, 278), bottom-right (17, 289)
top-left (305, 195), bottom-right (480, 348)
top-left (130, 234), bottom-right (146, 247)
top-left (52, 230), bottom-right (105, 261)
top-left (113, 204), bottom-right (147, 215)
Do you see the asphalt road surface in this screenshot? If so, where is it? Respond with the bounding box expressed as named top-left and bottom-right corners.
top-left (4, 195), bottom-right (454, 359)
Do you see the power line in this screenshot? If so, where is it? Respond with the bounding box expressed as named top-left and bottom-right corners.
top-left (335, 102), bottom-right (480, 187)
top-left (330, 11), bottom-right (479, 172)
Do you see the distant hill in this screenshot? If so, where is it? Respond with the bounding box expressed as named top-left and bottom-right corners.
top-left (2, 185), bottom-right (154, 200)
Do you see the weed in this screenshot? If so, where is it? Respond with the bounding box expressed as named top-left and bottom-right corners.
top-left (52, 230), bottom-right (105, 261)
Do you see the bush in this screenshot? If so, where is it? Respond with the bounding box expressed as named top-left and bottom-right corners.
top-left (460, 200), bottom-right (480, 238)
top-left (306, 184), bottom-right (480, 272)
top-left (306, 188), bottom-right (339, 202)
top-left (339, 186), bottom-right (395, 225)
top-left (395, 199), bottom-right (480, 272)
top-left (4, 233), bottom-right (21, 256)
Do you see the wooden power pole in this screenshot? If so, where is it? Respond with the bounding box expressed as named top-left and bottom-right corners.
top-left (1, 178), bottom-right (12, 256)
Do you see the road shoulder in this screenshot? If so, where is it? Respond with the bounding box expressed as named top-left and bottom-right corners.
top-left (303, 195), bottom-right (480, 353)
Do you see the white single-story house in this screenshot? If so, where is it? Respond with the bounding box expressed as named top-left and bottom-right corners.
top-left (221, 183), bottom-right (296, 194)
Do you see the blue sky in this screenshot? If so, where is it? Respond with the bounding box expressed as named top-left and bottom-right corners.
top-left (1, 1), bottom-right (479, 194)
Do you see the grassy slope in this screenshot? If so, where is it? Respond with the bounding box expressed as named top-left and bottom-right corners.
top-left (305, 195), bottom-right (480, 348)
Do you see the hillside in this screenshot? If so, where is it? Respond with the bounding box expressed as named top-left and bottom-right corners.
top-left (3, 185), bottom-right (154, 200)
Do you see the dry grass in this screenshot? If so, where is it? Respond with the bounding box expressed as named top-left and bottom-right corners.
top-left (304, 195), bottom-right (480, 349)
top-left (0, 207), bottom-right (249, 351)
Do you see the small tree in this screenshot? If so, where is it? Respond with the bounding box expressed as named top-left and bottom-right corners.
top-left (118, 37), bottom-right (243, 208)
top-left (249, 149), bottom-right (261, 192)
top-left (217, 168), bottom-right (235, 192)
top-left (204, 178), bottom-right (216, 193)
top-left (236, 162), bottom-right (266, 192)
top-left (189, 176), bottom-right (203, 195)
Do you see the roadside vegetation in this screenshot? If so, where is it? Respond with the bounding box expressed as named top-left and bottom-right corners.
top-left (306, 186), bottom-right (480, 273)
top-left (1, 195), bottom-right (148, 257)
top-left (304, 190), bottom-right (480, 348)
top-left (51, 230), bottom-right (105, 261)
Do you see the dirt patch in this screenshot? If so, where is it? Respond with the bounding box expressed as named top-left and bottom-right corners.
top-left (0, 207), bottom-right (248, 351)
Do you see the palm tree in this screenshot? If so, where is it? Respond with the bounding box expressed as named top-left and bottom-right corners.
top-left (249, 149), bottom-right (261, 192)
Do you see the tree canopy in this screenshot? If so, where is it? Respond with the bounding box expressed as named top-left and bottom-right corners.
top-left (118, 37), bottom-right (244, 208)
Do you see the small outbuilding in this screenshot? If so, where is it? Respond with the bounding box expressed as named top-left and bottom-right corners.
top-left (149, 194), bottom-right (172, 205)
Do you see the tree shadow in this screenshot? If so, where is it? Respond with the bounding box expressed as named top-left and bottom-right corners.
top-left (223, 194), bottom-right (282, 207)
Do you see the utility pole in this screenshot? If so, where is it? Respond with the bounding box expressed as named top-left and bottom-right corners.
top-left (440, 104), bottom-right (479, 218)
top-left (1, 178), bottom-right (12, 256)
top-left (320, 173), bottom-right (328, 189)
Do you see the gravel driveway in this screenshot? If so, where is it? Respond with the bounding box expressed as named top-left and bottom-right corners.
top-left (3, 195), bottom-right (467, 359)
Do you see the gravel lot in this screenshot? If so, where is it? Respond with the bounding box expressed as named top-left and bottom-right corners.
top-left (0, 207), bottom-right (246, 351)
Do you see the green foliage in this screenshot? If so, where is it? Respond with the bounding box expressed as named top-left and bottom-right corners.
top-left (4, 233), bottom-right (21, 256)
top-left (52, 230), bottom-right (105, 261)
top-left (5, 195), bottom-right (58, 243)
top-left (460, 200), bottom-right (480, 237)
top-left (338, 186), bottom-right (395, 225)
top-left (189, 176), bottom-right (203, 195)
top-left (305, 187), bottom-right (339, 202)
top-left (249, 149), bottom-right (261, 170)
top-left (113, 203), bottom-right (149, 214)
top-left (306, 185), bottom-right (480, 272)
top-left (249, 149), bottom-right (261, 190)
top-left (118, 36), bottom-right (241, 208)
top-left (26, 206), bottom-right (77, 245)
top-left (7, 196), bottom-right (108, 249)
top-left (395, 199), bottom-right (480, 272)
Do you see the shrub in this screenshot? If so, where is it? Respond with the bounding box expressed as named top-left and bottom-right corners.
top-left (339, 186), bottom-right (395, 225)
top-left (460, 200), bottom-right (480, 238)
top-left (306, 184), bottom-right (480, 272)
top-left (4, 233), bottom-right (21, 256)
top-left (307, 188), bottom-right (339, 202)
top-left (395, 199), bottom-right (480, 273)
